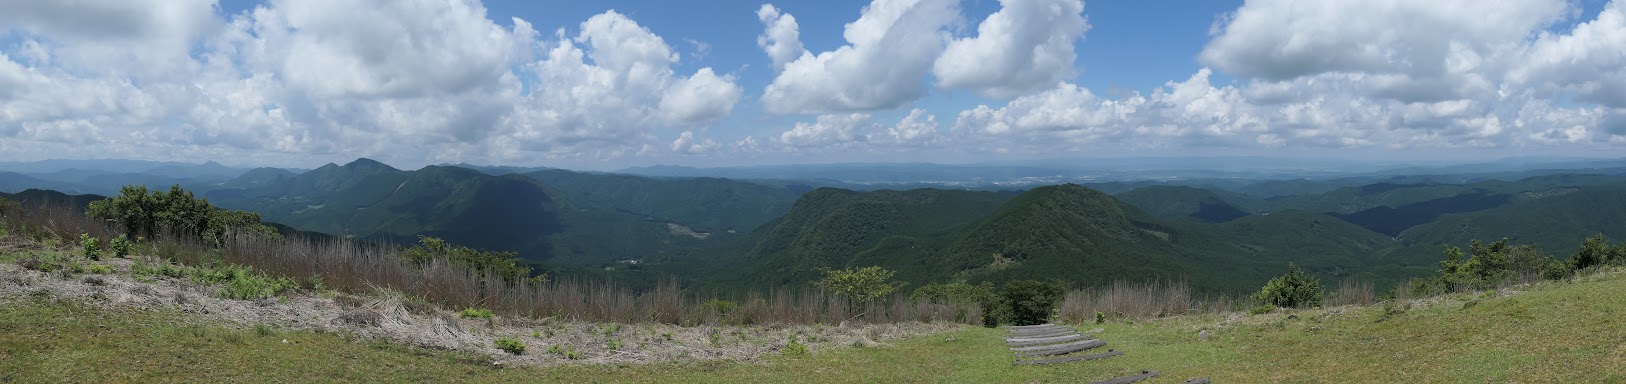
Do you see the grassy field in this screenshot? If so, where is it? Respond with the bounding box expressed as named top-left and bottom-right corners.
top-left (4, 270), bottom-right (1625, 382)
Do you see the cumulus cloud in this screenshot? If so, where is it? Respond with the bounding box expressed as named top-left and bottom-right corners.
top-left (499, 10), bottom-right (741, 158)
top-left (933, 0), bottom-right (1088, 99)
top-left (1511, 1), bottom-right (1626, 107)
top-left (1201, 0), bottom-right (1567, 82)
top-left (755, 4), bottom-right (806, 72)
top-left (0, 1), bottom-right (741, 165)
top-left (776, 113), bottom-right (872, 148)
top-left (670, 130), bottom-right (720, 154)
top-left (758, 0), bottom-right (959, 114)
top-left (946, 0), bottom-right (1626, 155)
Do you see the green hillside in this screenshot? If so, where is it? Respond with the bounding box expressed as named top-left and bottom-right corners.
top-left (1398, 187), bottom-right (1626, 258)
top-left (524, 169), bottom-right (801, 233)
top-left (723, 188), bottom-right (1016, 286)
top-left (721, 184), bottom-right (1415, 294)
top-left (1115, 185), bottom-right (1249, 222)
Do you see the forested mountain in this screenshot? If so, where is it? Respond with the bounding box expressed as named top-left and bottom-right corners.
top-left (13, 157), bottom-right (1626, 295)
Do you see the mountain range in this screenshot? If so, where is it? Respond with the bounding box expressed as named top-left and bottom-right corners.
top-left (7, 157), bottom-right (1626, 294)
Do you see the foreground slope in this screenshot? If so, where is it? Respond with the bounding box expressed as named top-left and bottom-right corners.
top-left (6, 265), bottom-right (1622, 382)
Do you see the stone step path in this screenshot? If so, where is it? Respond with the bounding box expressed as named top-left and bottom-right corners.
top-left (1002, 323), bottom-right (1208, 383)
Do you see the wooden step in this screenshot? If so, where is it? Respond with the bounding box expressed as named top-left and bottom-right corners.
top-left (1014, 339), bottom-right (1106, 357)
top-left (1006, 333), bottom-right (1092, 347)
top-left (1013, 350), bottom-right (1122, 365)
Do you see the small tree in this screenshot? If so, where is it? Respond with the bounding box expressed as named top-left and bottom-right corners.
top-left (999, 280), bottom-right (1066, 326)
top-left (1572, 234), bottom-right (1612, 271)
top-left (1252, 263), bottom-right (1323, 308)
top-left (815, 266), bottom-right (904, 316)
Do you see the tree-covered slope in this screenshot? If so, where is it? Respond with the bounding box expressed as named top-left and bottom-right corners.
top-left (1115, 185), bottom-right (1249, 222)
top-left (524, 169), bottom-right (802, 233)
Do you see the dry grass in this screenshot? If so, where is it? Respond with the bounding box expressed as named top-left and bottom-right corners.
top-left (3, 203), bottom-right (975, 326)
top-left (1057, 279), bottom-right (1237, 322)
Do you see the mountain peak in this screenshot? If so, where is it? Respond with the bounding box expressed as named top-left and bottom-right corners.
top-left (343, 158), bottom-right (397, 171)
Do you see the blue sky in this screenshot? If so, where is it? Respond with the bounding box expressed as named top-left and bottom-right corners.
top-left (1, 0), bottom-right (1623, 171)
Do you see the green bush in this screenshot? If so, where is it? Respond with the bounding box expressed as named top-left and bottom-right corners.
top-left (88, 264), bottom-right (114, 274)
top-left (494, 337), bottom-right (526, 355)
top-left (999, 280), bottom-right (1066, 326)
top-left (221, 274), bottom-right (296, 300)
top-left (910, 282), bottom-right (996, 326)
top-left (402, 236), bottom-right (534, 285)
top-left (460, 308), bottom-right (494, 319)
top-left (1248, 304), bottom-right (1275, 315)
top-left (80, 234), bottom-right (102, 260)
top-left (87, 185), bottom-right (275, 245)
top-left (1252, 263), bottom-right (1323, 308)
top-left (110, 234), bottom-right (133, 258)
top-left (815, 266), bottom-right (904, 303)
top-left (782, 338), bottom-right (809, 356)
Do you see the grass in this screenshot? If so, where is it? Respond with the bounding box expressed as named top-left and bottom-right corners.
top-left (5, 270), bottom-right (1626, 382)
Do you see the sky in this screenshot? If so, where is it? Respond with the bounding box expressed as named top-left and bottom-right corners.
top-left (1, 0), bottom-right (1623, 171)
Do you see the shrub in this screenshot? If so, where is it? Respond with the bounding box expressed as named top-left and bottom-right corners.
top-left (494, 337), bottom-right (526, 355)
top-left (815, 266), bottom-right (904, 303)
top-left (910, 282), bottom-right (995, 325)
top-left (1252, 263), bottom-right (1323, 308)
top-left (80, 234), bottom-right (102, 260)
top-left (999, 280), bottom-right (1067, 326)
top-left (221, 273), bottom-right (296, 300)
top-left (1095, 311), bottom-right (1106, 324)
top-left (782, 338), bottom-right (809, 356)
top-left (402, 236), bottom-right (533, 285)
top-left (460, 308), bottom-right (494, 319)
top-left (88, 264), bottom-right (114, 274)
top-left (87, 185), bottom-right (275, 245)
top-left (110, 234), bottom-right (133, 258)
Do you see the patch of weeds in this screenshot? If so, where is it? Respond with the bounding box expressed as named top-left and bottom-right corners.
top-left (494, 337), bottom-right (526, 355)
top-left (459, 308), bottom-right (494, 319)
top-left (220, 272), bottom-right (297, 300)
top-left (546, 344), bottom-right (583, 359)
top-left (88, 263), bottom-right (113, 274)
top-left (82, 275), bottom-right (106, 286)
top-left (254, 324), bottom-right (275, 337)
top-left (782, 337), bottom-right (809, 356)
top-left (1249, 304), bottom-right (1276, 315)
top-left (661, 332), bottom-right (673, 341)
top-left (708, 329), bottom-right (723, 347)
top-left (1376, 300), bottom-right (1410, 323)
top-left (132, 260), bottom-right (187, 280)
top-left (600, 323), bottom-right (622, 336)
top-left (606, 338), bottom-right (624, 350)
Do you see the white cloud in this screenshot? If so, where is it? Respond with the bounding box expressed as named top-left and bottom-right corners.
top-left (755, 4), bottom-right (806, 72)
top-left (670, 130), bottom-right (720, 154)
top-left (759, 0), bottom-right (959, 114)
top-left (1512, 1), bottom-right (1626, 107)
top-left (0, 2), bottom-right (741, 166)
top-left (1201, 0), bottom-right (1567, 83)
top-left (880, 108), bottom-right (940, 145)
top-left (776, 113), bottom-right (872, 148)
top-left (499, 10), bottom-right (742, 158)
top-left (933, 0), bottom-right (1088, 99)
